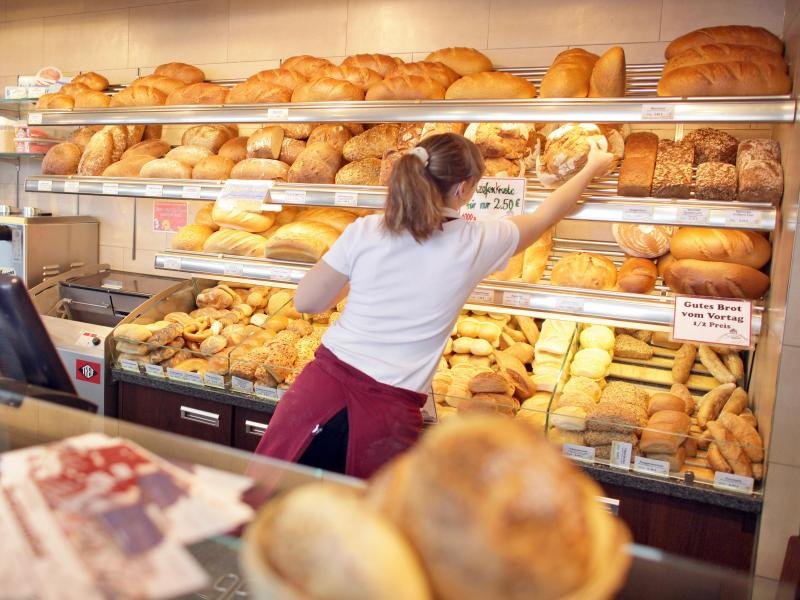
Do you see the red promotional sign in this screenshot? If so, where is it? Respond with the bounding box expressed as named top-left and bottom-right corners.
top-left (152, 200), bottom-right (188, 232)
top-left (76, 360), bottom-right (101, 384)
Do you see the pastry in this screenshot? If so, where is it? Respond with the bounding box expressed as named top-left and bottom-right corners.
top-left (718, 412), bottom-right (763, 463)
top-left (697, 382), bottom-right (737, 427)
top-left (706, 421), bottom-right (753, 477)
top-left (721, 386), bottom-right (749, 415)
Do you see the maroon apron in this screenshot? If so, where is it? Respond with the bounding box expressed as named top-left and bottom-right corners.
top-left (254, 345), bottom-right (426, 479)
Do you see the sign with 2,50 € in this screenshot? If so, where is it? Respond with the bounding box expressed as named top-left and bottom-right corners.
top-left (460, 177), bottom-right (526, 222)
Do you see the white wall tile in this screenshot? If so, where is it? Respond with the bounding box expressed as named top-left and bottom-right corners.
top-left (99, 244), bottom-right (125, 269)
top-left (489, 0), bottom-right (662, 49)
top-left (194, 60), bottom-right (280, 81)
top-left (133, 197), bottom-right (170, 251)
top-left (755, 462), bottom-right (800, 579)
top-left (5, 0), bottom-right (82, 21)
top-left (578, 42), bottom-right (670, 65)
top-left (769, 345), bottom-right (800, 468)
top-left (347, 0), bottom-right (490, 54)
top-left (229, 0), bottom-right (348, 61)
top-left (78, 194), bottom-right (134, 247)
top-left (86, 0), bottom-right (164, 9)
top-left (660, 0), bottom-right (785, 41)
top-left (0, 18), bottom-right (43, 76)
top-left (122, 247), bottom-right (162, 275)
top-left (43, 9), bottom-right (129, 72)
top-left (479, 46), bottom-right (567, 69)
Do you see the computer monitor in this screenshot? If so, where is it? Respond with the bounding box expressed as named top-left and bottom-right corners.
top-left (0, 274), bottom-right (95, 412)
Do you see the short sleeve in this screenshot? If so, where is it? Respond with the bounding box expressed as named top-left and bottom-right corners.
top-left (321, 218), bottom-right (360, 276)
top-left (475, 219), bottom-right (520, 276)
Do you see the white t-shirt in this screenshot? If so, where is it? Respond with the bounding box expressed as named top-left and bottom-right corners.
top-left (321, 214), bottom-right (519, 393)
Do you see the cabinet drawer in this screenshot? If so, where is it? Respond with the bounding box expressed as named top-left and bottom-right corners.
top-left (233, 406), bottom-right (273, 452)
top-left (119, 381), bottom-right (232, 446)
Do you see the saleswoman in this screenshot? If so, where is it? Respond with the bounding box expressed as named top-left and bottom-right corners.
top-left (255, 133), bottom-right (612, 478)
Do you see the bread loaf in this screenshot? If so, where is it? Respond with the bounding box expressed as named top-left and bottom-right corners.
top-left (217, 136), bottom-right (248, 163)
top-left (247, 68), bottom-right (308, 91)
top-left (73, 90), bottom-right (110, 108)
top-left (154, 62), bottom-right (205, 85)
top-left (282, 123), bottom-right (316, 140)
top-left (665, 25), bottom-right (784, 59)
top-left (53, 83), bottom-right (86, 98)
top-left (192, 155), bottom-right (234, 180)
top-left (684, 128), bottom-right (738, 165)
top-left (425, 47), bottom-right (492, 76)
top-left (139, 158), bottom-right (193, 179)
top-left (77, 130), bottom-right (114, 175)
top-left (166, 83), bottom-right (228, 105)
top-left (307, 124), bottom-right (352, 153)
top-left (647, 392), bottom-right (686, 416)
top-left (100, 125), bottom-right (127, 162)
top-left (695, 162), bottom-right (737, 200)
top-left (640, 410), bottom-right (691, 454)
top-left (165, 145), bottom-right (213, 168)
top-left (445, 71), bottom-right (536, 99)
top-left (130, 74), bottom-right (185, 97)
top-left (172, 224), bottom-right (214, 251)
top-left (42, 143), bottom-right (82, 175)
top-left (365, 75), bottom-right (446, 100)
top-left (72, 71), bottom-right (109, 91)
top-left (536, 123), bottom-right (608, 187)
top-left (706, 420), bottom-right (753, 477)
top-left (295, 207), bottom-right (357, 233)
top-left (617, 257), bottom-right (657, 293)
top-left (263, 220), bottom-right (341, 262)
top-left (202, 228), bottom-right (268, 257)
top-left (657, 61), bottom-right (790, 96)
top-left (226, 79), bottom-right (291, 104)
top-left (665, 43), bottom-right (786, 75)
top-left (612, 224), bottom-right (673, 258)
top-left (181, 125), bottom-right (232, 153)
top-left (101, 155), bottom-right (155, 177)
top-left (246, 126), bottom-right (285, 160)
top-left (550, 253), bottom-right (617, 290)
top-left (278, 137), bottom-right (306, 166)
top-left (540, 49), bottom-right (599, 98)
top-left (341, 53), bottom-right (401, 77)
top-left (670, 228), bottom-right (771, 269)
top-left (212, 203), bottom-right (275, 233)
top-left (738, 153), bottom-right (783, 203)
top-left (394, 61), bottom-right (460, 88)
top-left (281, 55), bottom-right (333, 79)
top-left (121, 139), bottom-right (170, 160)
top-left (665, 258), bottom-right (770, 299)
top-left (652, 139), bottom-right (694, 198)
top-left (109, 85), bottom-right (166, 107)
top-left (36, 93), bottom-right (74, 109)
top-left (291, 77), bottom-right (364, 102)
top-left (68, 125), bottom-right (103, 150)
top-left (230, 158), bottom-right (289, 181)
top-left (317, 64), bottom-right (382, 91)
top-left (287, 142), bottom-right (343, 184)
top-left (589, 46), bottom-right (626, 97)
top-left (343, 123), bottom-right (400, 161)
top-left (522, 229), bottom-right (552, 283)
top-left (335, 158), bottom-right (381, 185)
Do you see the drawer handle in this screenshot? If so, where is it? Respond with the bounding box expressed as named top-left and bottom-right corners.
top-left (67, 299), bottom-right (112, 310)
top-left (245, 419), bottom-right (268, 437)
top-left (180, 405), bottom-right (220, 428)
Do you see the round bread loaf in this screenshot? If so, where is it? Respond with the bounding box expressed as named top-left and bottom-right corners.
top-left (365, 74), bottom-right (446, 100)
top-left (278, 137), bottom-right (306, 166)
top-left (317, 64), bottom-right (383, 90)
top-left (551, 252), bottom-right (618, 290)
top-left (287, 142), bottom-right (343, 184)
top-left (166, 83), bottom-right (228, 105)
top-left (617, 256), bottom-right (657, 294)
top-left (425, 47), bottom-right (493, 75)
top-left (36, 93), bottom-right (74, 109)
top-left (246, 68), bottom-right (308, 90)
top-left (612, 224), bottom-right (674, 258)
top-left (72, 71), bottom-right (109, 91)
top-left (101, 155), bottom-right (156, 177)
top-left (181, 125), bottom-right (233, 153)
top-left (140, 158), bottom-right (193, 179)
top-left (664, 258), bottom-right (770, 299)
top-left (341, 53), bottom-right (401, 77)
top-left (218, 136), bottom-right (248, 163)
top-left (172, 224), bottom-right (214, 251)
top-left (192, 155), bottom-right (234, 180)
top-left (536, 123), bottom-right (608, 187)
top-left (230, 158), bottom-right (289, 181)
top-left (226, 79), bottom-right (292, 104)
top-left (670, 227), bottom-right (772, 269)
top-left (281, 55), bottom-right (333, 79)
top-left (59, 82), bottom-right (90, 97)
top-left (342, 123), bottom-right (400, 162)
top-left (291, 77), bottom-right (364, 102)
top-left (307, 124), bottom-right (352, 153)
top-left (68, 125), bottom-right (103, 150)
top-left (110, 85), bottom-right (166, 107)
top-left (246, 126), bottom-right (285, 160)
top-left (121, 139), bottom-right (171, 160)
top-left (42, 142), bottom-right (82, 175)
top-left (394, 61), bottom-right (460, 87)
top-left (131, 74), bottom-right (185, 96)
top-left (282, 123), bottom-right (316, 140)
top-left (165, 145), bottom-right (213, 167)
top-left (335, 157), bottom-right (381, 185)
top-left (73, 90), bottom-right (111, 108)
top-left (446, 71), bottom-right (537, 99)
top-left (154, 62), bottom-right (205, 85)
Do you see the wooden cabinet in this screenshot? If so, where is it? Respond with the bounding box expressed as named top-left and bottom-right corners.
top-left (233, 407), bottom-right (271, 452)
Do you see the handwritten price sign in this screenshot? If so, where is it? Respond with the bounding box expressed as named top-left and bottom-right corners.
top-left (460, 177), bottom-right (526, 222)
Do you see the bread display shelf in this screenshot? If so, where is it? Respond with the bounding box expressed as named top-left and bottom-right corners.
top-left (24, 175), bottom-right (778, 231)
top-left (153, 240), bottom-right (764, 334)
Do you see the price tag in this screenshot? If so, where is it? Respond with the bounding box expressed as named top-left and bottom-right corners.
top-left (713, 471), bottom-right (755, 494)
top-left (145, 184), bottom-right (163, 197)
top-left (555, 297), bottom-right (585, 312)
top-left (182, 185), bottom-right (202, 199)
top-left (119, 358), bottom-right (139, 373)
top-left (231, 376), bottom-right (254, 395)
top-left (183, 371), bottom-right (204, 386)
top-left (203, 372), bottom-right (225, 389)
top-left (284, 190), bottom-right (307, 205)
top-left (672, 295), bottom-right (752, 348)
top-left (223, 262), bottom-right (244, 277)
top-left (563, 444), bottom-right (596, 463)
top-left (254, 384), bottom-right (276, 399)
top-left (596, 496), bottom-right (620, 516)
top-left (677, 206), bottom-right (709, 224)
top-left (633, 456), bottom-right (671, 477)
top-left (27, 112), bottom-right (42, 125)
top-left (621, 205), bottom-right (654, 221)
top-left (144, 363), bottom-right (165, 378)
top-left (460, 177), bottom-right (525, 221)
top-left (610, 441), bottom-right (633, 470)
top-left (216, 179), bottom-right (271, 212)
top-left (334, 191), bottom-right (358, 207)
top-left (267, 107), bottom-right (289, 119)
top-left (502, 291), bottom-right (529, 308)
top-left (270, 267), bottom-right (293, 281)
top-left (162, 256), bottom-right (182, 270)
top-left (101, 182), bottom-right (119, 196)
top-left (641, 103), bottom-right (675, 120)
top-left (467, 288), bottom-right (494, 303)
top-left (166, 367), bottom-right (185, 382)
top-left (37, 179), bottom-right (52, 192)
top-left (64, 180), bottom-right (80, 193)
top-left (725, 209), bottom-right (761, 227)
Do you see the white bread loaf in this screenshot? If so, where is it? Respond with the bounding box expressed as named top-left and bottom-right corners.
top-left (166, 83), bottom-right (228, 105)
top-left (102, 155), bottom-right (156, 177)
top-left (247, 68), bottom-right (308, 91)
top-left (230, 158), bottom-right (289, 181)
top-left (226, 79), bottom-right (292, 104)
top-left (139, 158), bottom-right (192, 179)
top-left (341, 53), bottom-right (401, 77)
top-left (165, 145), bottom-right (213, 168)
top-left (670, 228), bottom-right (771, 269)
top-left (664, 43), bottom-right (787, 74)
top-left (263, 220), bottom-right (341, 262)
top-left (73, 90), bottom-right (111, 108)
top-left (192, 155), bottom-right (234, 180)
top-left (550, 253), bottom-right (617, 290)
top-left (445, 72), bottom-right (536, 99)
top-left (72, 71), bottom-right (109, 91)
top-left (131, 74), bottom-right (186, 96)
top-left (172, 224), bottom-right (214, 251)
top-left (665, 25), bottom-right (783, 59)
top-left (657, 62), bottom-right (790, 96)
top-left (110, 86), bottom-right (166, 107)
top-left (154, 62), bottom-right (205, 85)
top-left (202, 229), bottom-right (268, 257)
top-left (365, 75), bottom-right (446, 100)
top-left (665, 258), bottom-right (770, 299)
top-left (218, 137), bottom-right (248, 163)
top-left (291, 77), bottom-right (364, 102)
top-left (393, 61), bottom-right (460, 88)
top-left (540, 49), bottom-right (598, 98)
top-left (317, 65), bottom-right (383, 90)
top-left (35, 93), bottom-right (74, 109)
top-left (121, 139), bottom-right (171, 160)
top-left (43, 143), bottom-right (82, 175)
top-left (307, 124), bottom-right (352, 153)
top-left (425, 47), bottom-right (492, 75)
top-left (211, 203), bottom-right (275, 233)
top-left (589, 46), bottom-right (626, 97)
top-left (281, 55), bottom-right (334, 79)
top-left (181, 125), bottom-right (232, 153)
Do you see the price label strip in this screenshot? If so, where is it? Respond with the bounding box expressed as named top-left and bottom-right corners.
top-left (254, 384), bottom-right (279, 401)
top-left (64, 180), bottom-right (80, 193)
top-left (460, 177), bottom-right (525, 222)
top-left (182, 185), bottom-right (202, 199)
top-left (101, 182), bottom-right (119, 196)
top-left (119, 359), bottom-right (140, 373)
top-left (555, 297), bottom-right (585, 313)
top-left (145, 184), bottom-right (163, 197)
top-left (216, 180), bottom-right (271, 212)
top-left (467, 288), bottom-right (494, 304)
top-left (713, 471), bottom-right (754, 494)
top-left (143, 363), bottom-right (165, 378)
top-left (641, 103), bottom-right (675, 120)
top-left (725, 209), bottom-right (761, 227)
top-left (621, 205), bottom-right (654, 221)
top-left (502, 291), bottom-right (530, 308)
top-left (610, 441), bottom-right (633, 470)
top-left (37, 180), bottom-right (52, 192)
top-left (672, 295), bottom-right (752, 348)
top-left (676, 206), bottom-right (709, 225)
top-left (27, 112), bottom-right (42, 125)
top-left (267, 107), bottom-right (289, 119)
top-left (283, 190), bottom-right (307, 205)
top-left (166, 368), bottom-right (185, 382)
top-left (633, 456), bottom-right (670, 477)
top-left (183, 371), bottom-right (204, 386)
top-left (562, 444), bottom-right (596, 464)
top-left (231, 376), bottom-right (254, 395)
top-left (223, 262), bottom-right (244, 277)
top-left (203, 372), bottom-right (225, 389)
top-left (161, 256), bottom-right (182, 271)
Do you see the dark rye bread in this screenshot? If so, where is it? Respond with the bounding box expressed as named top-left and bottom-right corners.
top-left (652, 139), bottom-right (694, 198)
top-left (736, 139), bottom-right (783, 203)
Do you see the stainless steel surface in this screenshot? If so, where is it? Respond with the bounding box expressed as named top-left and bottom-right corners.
top-left (244, 420), bottom-right (268, 437)
top-left (21, 206), bottom-right (38, 217)
top-left (0, 205), bottom-right (13, 215)
top-left (66, 299), bottom-right (111, 310)
top-left (180, 406), bottom-right (221, 428)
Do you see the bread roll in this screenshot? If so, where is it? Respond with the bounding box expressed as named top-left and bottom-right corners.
top-left (279, 55), bottom-right (332, 79)
top-left (647, 392), bottom-right (686, 416)
top-left (36, 93), bottom-right (74, 109)
top-left (289, 77), bottom-right (363, 102)
top-left (445, 71), bottom-right (536, 99)
top-left (589, 46), bottom-right (626, 97)
top-left (172, 224), bottom-right (214, 251)
top-left (317, 64), bottom-right (383, 90)
top-left (365, 75), bottom-right (446, 100)
top-left (341, 53), bottom-right (401, 77)
top-left (212, 203), bottom-right (275, 233)
top-left (307, 124), bottom-right (352, 153)
top-left (165, 145), bottom-right (213, 168)
top-left (540, 48), bottom-right (599, 98)
top-left (226, 79), bottom-right (291, 104)
top-left (55, 83), bottom-right (89, 98)
top-left (706, 420), bottom-right (753, 477)
top-left (230, 158), bottom-right (289, 181)
top-left (343, 123), bottom-right (400, 162)
top-left (718, 412), bottom-right (763, 463)
top-left (139, 158), bottom-right (193, 179)
top-left (121, 139), bottom-right (170, 160)
top-left (670, 228), bottom-right (771, 269)
top-left (425, 47), bottom-right (492, 76)
top-left (665, 25), bottom-right (783, 59)
top-left (154, 62), bottom-right (205, 85)
top-left (72, 71), bottom-right (109, 91)
top-left (77, 130), bottom-right (114, 175)
top-left (192, 155), bottom-right (234, 180)
top-left (202, 228), bottom-right (268, 256)
top-left (394, 61), bottom-right (460, 88)
top-left (264, 220), bottom-right (341, 262)
top-left (287, 142), bottom-right (343, 184)
top-left (130, 74), bottom-right (185, 96)
top-left (279, 137), bottom-right (306, 166)
top-left (68, 125), bottom-right (103, 150)
top-left (218, 136), bottom-right (248, 163)
top-left (665, 258), bottom-right (770, 299)
top-left (178, 125), bottom-right (230, 153)
top-left (246, 126), bottom-right (285, 160)
top-left (639, 410), bottom-right (691, 454)
top-left (617, 257), bottom-right (657, 293)
top-left (551, 253), bottom-right (617, 290)
top-left (109, 85), bottom-right (166, 107)
top-left (335, 157), bottom-right (381, 185)
top-left (166, 83), bottom-right (228, 105)
top-left (72, 89), bottom-right (110, 108)
top-left (102, 155), bottom-right (155, 177)
top-left (42, 143), bottom-right (82, 175)
top-left (612, 224), bottom-right (673, 258)
top-left (281, 123), bottom-right (316, 140)
top-left (657, 61), bottom-right (790, 96)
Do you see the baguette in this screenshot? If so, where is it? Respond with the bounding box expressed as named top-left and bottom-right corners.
top-left (706, 420), bottom-right (753, 477)
top-left (698, 345), bottom-right (736, 383)
top-left (697, 382), bottom-right (736, 427)
top-left (657, 61), bottom-right (790, 97)
top-left (665, 25), bottom-right (784, 59)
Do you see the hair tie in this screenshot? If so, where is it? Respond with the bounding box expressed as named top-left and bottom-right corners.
top-left (409, 146), bottom-right (429, 167)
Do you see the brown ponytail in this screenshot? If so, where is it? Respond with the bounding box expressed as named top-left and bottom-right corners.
top-left (385, 133), bottom-right (484, 242)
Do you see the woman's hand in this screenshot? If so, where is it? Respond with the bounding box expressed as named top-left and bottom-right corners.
top-left (585, 148), bottom-right (615, 177)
